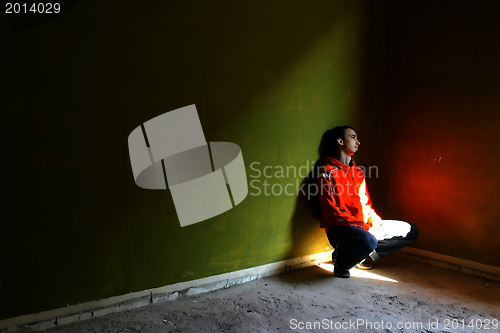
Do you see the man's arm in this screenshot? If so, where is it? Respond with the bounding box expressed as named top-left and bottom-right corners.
top-left (358, 178), bottom-right (382, 227)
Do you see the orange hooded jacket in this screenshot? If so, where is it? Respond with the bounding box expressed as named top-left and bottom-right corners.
top-left (316, 156), bottom-right (380, 230)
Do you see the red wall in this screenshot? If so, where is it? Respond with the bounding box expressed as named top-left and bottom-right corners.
top-left (382, 0), bottom-right (500, 267)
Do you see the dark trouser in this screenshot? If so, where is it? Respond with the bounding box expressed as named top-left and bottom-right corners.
top-left (325, 223), bottom-right (419, 271)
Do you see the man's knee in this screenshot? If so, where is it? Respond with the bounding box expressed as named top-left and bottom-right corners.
top-left (407, 223), bottom-right (419, 241)
top-left (359, 232), bottom-right (378, 254)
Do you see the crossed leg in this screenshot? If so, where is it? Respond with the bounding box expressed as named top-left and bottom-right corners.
top-left (326, 221), bottom-right (419, 272)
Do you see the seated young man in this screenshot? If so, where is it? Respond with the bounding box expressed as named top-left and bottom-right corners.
top-left (316, 126), bottom-right (419, 278)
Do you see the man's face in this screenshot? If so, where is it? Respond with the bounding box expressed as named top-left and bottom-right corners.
top-left (340, 128), bottom-right (360, 155)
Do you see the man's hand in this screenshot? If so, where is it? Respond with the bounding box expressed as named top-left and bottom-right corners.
top-left (368, 219), bottom-right (384, 240)
top-left (367, 215), bottom-right (382, 228)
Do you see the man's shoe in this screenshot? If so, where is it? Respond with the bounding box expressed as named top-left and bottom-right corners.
top-left (334, 267), bottom-right (350, 278)
top-left (355, 259), bottom-right (373, 270)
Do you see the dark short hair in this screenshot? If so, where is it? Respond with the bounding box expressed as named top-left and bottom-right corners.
top-left (319, 125), bottom-right (355, 157)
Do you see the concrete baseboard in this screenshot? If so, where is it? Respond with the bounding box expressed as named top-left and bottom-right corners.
top-left (395, 247), bottom-right (500, 282)
top-left (0, 250), bottom-right (333, 333)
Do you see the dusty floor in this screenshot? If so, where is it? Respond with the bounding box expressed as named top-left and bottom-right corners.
top-left (44, 256), bottom-right (499, 333)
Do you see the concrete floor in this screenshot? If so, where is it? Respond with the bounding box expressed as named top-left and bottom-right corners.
top-left (43, 256), bottom-right (499, 333)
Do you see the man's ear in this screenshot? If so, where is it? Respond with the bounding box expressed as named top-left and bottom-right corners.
top-left (337, 138), bottom-right (343, 146)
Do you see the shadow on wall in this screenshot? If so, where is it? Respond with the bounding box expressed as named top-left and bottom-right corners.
top-left (287, 131), bottom-right (335, 260)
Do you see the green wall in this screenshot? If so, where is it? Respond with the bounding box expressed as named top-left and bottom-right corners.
top-left (382, 0), bottom-right (500, 267)
top-left (0, 0), bottom-right (386, 319)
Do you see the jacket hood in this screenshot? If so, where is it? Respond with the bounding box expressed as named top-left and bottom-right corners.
top-left (322, 156), bottom-right (355, 171)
